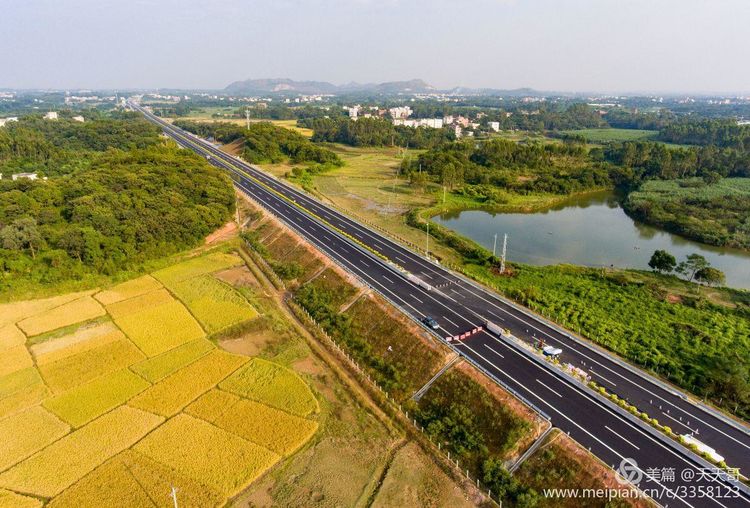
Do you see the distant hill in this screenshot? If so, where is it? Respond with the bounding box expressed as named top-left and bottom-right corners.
top-left (224, 78), bottom-right (435, 95)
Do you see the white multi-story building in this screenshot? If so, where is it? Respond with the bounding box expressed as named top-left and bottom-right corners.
top-left (389, 106), bottom-right (412, 119)
top-left (489, 121), bottom-right (500, 132)
top-left (44, 111), bottom-right (58, 120)
top-left (393, 118), bottom-right (443, 129)
top-left (0, 117), bottom-right (18, 127)
top-left (72, 115), bottom-right (85, 123)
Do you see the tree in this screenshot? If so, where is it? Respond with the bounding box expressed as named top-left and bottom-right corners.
top-left (676, 253), bottom-right (710, 282)
top-left (648, 249), bottom-right (677, 273)
top-left (695, 267), bottom-right (726, 286)
top-left (0, 218), bottom-right (43, 258)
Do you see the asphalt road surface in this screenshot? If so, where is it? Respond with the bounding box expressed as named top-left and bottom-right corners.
top-left (133, 103), bottom-right (750, 507)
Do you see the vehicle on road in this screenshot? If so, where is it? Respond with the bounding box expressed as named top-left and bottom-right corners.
top-left (542, 345), bottom-right (563, 358)
top-left (421, 316), bottom-right (440, 330)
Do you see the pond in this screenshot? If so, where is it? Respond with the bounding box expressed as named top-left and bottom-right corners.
top-left (433, 191), bottom-right (750, 290)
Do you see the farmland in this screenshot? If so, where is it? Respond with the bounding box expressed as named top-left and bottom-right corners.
top-left (0, 247), bottom-right (324, 506)
top-left (560, 128), bottom-right (659, 143)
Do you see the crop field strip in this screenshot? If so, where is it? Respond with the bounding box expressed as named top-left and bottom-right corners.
top-left (0, 251), bottom-right (322, 506)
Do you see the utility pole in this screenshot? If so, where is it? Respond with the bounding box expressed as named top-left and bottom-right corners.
top-left (245, 108), bottom-right (251, 130)
top-left (500, 233), bottom-right (507, 273)
top-left (493, 233), bottom-right (498, 257)
top-left (170, 486), bottom-right (179, 508)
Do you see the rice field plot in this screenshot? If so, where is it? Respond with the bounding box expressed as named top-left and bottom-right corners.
top-left (0, 325), bottom-right (25, 351)
top-left (48, 450), bottom-right (224, 508)
top-left (39, 336), bottom-right (145, 392)
top-left (0, 369), bottom-right (49, 420)
top-left (43, 369), bottom-right (151, 427)
top-left (187, 390), bottom-right (318, 455)
top-left (103, 289), bottom-right (173, 320)
top-left (129, 339), bottom-right (215, 383)
top-left (111, 297), bottom-right (205, 357)
top-left (31, 322), bottom-right (122, 366)
top-left (135, 414), bottom-right (280, 498)
top-left (129, 350), bottom-right (247, 417)
top-left (153, 252), bottom-right (243, 286)
top-left (17, 296), bottom-right (106, 337)
top-left (94, 275), bottom-right (163, 305)
top-left (0, 291), bottom-right (96, 329)
top-left (0, 407), bottom-right (69, 472)
top-left (0, 346), bottom-right (33, 378)
top-left (0, 489), bottom-right (41, 508)
top-left (169, 275), bottom-right (258, 334)
top-left (0, 405), bottom-right (163, 497)
top-left (220, 358), bottom-right (318, 417)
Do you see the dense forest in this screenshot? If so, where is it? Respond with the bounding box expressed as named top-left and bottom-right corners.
top-left (0, 114), bottom-right (235, 290)
top-left (402, 138), bottom-right (610, 195)
top-left (602, 140), bottom-right (750, 187)
top-left (658, 119), bottom-right (750, 150)
top-left (173, 120), bottom-right (342, 168)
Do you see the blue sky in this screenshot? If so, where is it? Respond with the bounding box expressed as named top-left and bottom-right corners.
top-left (1, 0), bottom-right (748, 93)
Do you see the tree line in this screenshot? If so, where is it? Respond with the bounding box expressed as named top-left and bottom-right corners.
top-left (173, 120), bottom-right (342, 169)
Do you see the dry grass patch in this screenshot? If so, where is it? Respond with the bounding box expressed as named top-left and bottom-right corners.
top-left (0, 346), bottom-right (33, 378)
top-left (94, 275), bottom-right (163, 305)
top-left (39, 337), bottom-right (145, 392)
top-left (0, 489), bottom-right (42, 508)
top-left (112, 299), bottom-right (205, 357)
top-left (49, 450), bottom-right (224, 508)
top-left (0, 405), bottom-right (163, 497)
top-left (129, 339), bottom-right (215, 383)
top-left (152, 252), bottom-right (243, 286)
top-left (0, 325), bottom-right (25, 351)
top-left (135, 414), bottom-right (280, 498)
top-left (129, 350), bottom-right (247, 417)
top-left (43, 369), bottom-right (151, 427)
top-left (170, 275), bottom-right (258, 333)
top-left (187, 390), bottom-right (318, 456)
top-left (220, 358), bottom-right (319, 417)
top-left (17, 297), bottom-right (105, 337)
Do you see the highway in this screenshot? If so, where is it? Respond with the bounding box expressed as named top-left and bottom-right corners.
top-left (133, 102), bottom-right (750, 507)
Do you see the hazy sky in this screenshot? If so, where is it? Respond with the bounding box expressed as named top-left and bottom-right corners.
top-left (2, 0), bottom-right (749, 93)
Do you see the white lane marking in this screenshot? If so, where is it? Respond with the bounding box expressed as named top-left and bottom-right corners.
top-left (589, 369), bottom-right (617, 387)
top-left (450, 288), bottom-right (465, 299)
top-left (360, 260), bottom-right (370, 267)
top-left (458, 283), bottom-right (750, 453)
top-left (410, 293), bottom-right (424, 304)
top-left (454, 339), bottom-right (702, 508)
top-left (421, 272), bottom-right (434, 280)
top-left (483, 343), bottom-right (504, 359)
top-left (535, 378), bottom-right (563, 398)
top-left (383, 275), bottom-right (395, 284)
top-left (605, 426), bottom-right (641, 450)
top-left (441, 315), bottom-right (460, 328)
top-left (661, 412), bottom-right (698, 434)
